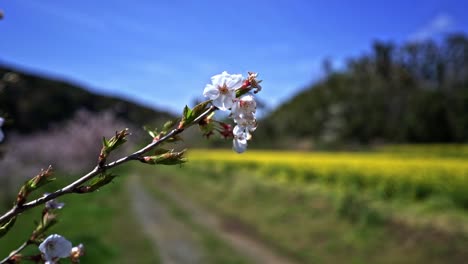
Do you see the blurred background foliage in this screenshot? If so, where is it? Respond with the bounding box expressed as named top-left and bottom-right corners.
top-left (0, 65), bottom-right (172, 134)
top-left (2, 34), bottom-right (467, 150)
top-left (255, 34), bottom-right (468, 149)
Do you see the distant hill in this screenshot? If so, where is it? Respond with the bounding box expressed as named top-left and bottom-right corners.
top-left (0, 63), bottom-right (174, 133)
top-left (254, 34), bottom-right (468, 149)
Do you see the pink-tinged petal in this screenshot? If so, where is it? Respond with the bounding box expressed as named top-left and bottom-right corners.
top-left (239, 94), bottom-right (256, 112)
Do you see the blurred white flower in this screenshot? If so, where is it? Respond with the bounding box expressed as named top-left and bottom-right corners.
top-left (230, 90), bottom-right (258, 153)
top-left (233, 134), bottom-right (248, 153)
top-left (203, 71), bottom-right (244, 111)
top-left (233, 124), bottom-right (254, 141)
top-left (233, 116), bottom-right (257, 132)
top-left (0, 117), bottom-right (4, 142)
top-left (44, 194), bottom-right (65, 210)
top-left (232, 124), bottom-right (255, 153)
top-left (39, 234), bottom-right (72, 263)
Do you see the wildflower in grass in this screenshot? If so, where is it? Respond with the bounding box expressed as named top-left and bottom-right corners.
top-left (0, 116), bottom-right (4, 142)
top-left (39, 234), bottom-right (73, 264)
top-left (70, 243), bottom-right (85, 263)
top-left (203, 71), bottom-right (244, 111)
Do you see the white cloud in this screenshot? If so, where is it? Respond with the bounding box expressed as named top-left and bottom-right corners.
top-left (410, 13), bottom-right (454, 41)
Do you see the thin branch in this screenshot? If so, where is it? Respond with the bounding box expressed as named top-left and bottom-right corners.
top-left (0, 240), bottom-right (29, 264)
top-left (0, 106), bottom-right (216, 226)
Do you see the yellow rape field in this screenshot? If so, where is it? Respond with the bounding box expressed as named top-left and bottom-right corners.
top-left (187, 149), bottom-right (468, 208)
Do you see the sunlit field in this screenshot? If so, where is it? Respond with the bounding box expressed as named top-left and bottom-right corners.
top-left (2, 146), bottom-right (468, 263)
top-left (147, 147), bottom-right (468, 263)
top-left (186, 148), bottom-right (468, 208)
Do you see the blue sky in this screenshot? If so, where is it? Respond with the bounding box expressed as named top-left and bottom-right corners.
top-left (1, 0), bottom-right (467, 113)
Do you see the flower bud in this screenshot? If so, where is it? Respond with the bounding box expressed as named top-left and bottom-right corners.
top-left (70, 243), bottom-right (85, 263)
top-left (218, 123), bottom-right (233, 139)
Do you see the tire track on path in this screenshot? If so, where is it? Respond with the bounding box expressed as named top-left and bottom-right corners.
top-left (157, 184), bottom-right (298, 264)
top-left (128, 175), bottom-right (203, 264)
top-left (130, 173), bottom-right (298, 264)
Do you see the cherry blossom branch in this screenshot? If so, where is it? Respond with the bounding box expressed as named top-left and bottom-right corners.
top-left (0, 70), bottom-right (262, 264)
top-left (0, 106), bottom-right (216, 226)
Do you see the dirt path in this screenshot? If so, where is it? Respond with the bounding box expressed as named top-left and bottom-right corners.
top-left (128, 174), bottom-right (298, 264)
top-left (127, 175), bottom-right (203, 264)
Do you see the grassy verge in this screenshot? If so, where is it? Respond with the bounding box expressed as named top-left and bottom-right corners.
top-left (147, 164), bottom-right (468, 264)
top-left (0, 168), bottom-right (159, 263)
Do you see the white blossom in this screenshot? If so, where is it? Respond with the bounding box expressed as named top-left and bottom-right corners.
top-left (45, 199), bottom-right (65, 210)
top-left (233, 131), bottom-right (248, 153)
top-left (203, 71), bottom-right (244, 111)
top-left (233, 124), bottom-right (254, 141)
top-left (232, 94), bottom-right (257, 119)
top-left (232, 94), bottom-right (257, 134)
top-left (39, 234), bottom-right (73, 263)
top-left (233, 137), bottom-right (247, 153)
top-left (233, 115), bottom-right (257, 131)
top-left (202, 71), bottom-right (262, 153)
top-left (232, 124), bottom-right (256, 153)
top-left (230, 94), bottom-right (258, 153)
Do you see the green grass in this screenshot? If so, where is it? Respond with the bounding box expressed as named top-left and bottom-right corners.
top-left (153, 164), bottom-right (468, 264)
top-left (0, 169), bottom-right (159, 263)
top-left (3, 144), bottom-right (468, 264)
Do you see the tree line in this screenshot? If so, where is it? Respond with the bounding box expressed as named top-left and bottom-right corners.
top-left (256, 34), bottom-right (468, 149)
